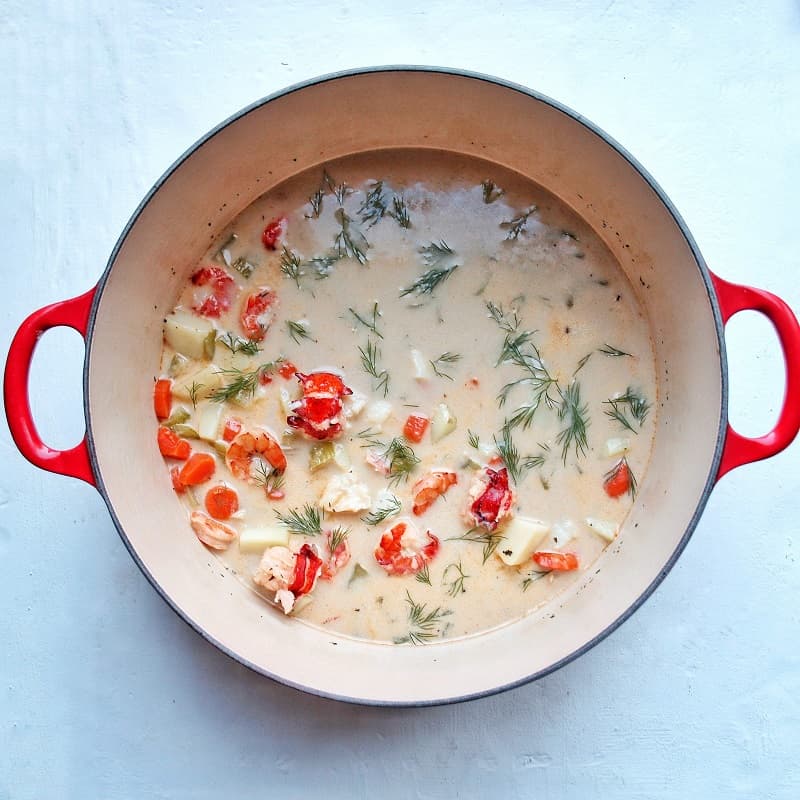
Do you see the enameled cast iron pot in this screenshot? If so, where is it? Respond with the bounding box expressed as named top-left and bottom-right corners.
top-left (5, 68), bottom-right (800, 706)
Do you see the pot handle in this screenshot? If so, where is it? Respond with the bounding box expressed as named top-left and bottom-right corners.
top-left (3, 288), bottom-right (97, 486)
top-left (712, 272), bottom-right (800, 480)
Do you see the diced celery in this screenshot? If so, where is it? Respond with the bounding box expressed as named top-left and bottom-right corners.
top-left (171, 424), bottom-right (199, 439)
top-left (496, 517), bottom-right (550, 566)
top-left (212, 440), bottom-right (229, 456)
top-left (309, 441), bottom-right (335, 472)
top-left (164, 312), bottom-right (215, 360)
top-left (430, 403), bottom-right (457, 442)
top-left (163, 407), bottom-right (191, 428)
top-left (348, 563), bottom-right (369, 587)
top-left (203, 330), bottom-right (216, 360)
top-left (239, 524), bottom-right (290, 554)
top-left (168, 353), bottom-right (190, 378)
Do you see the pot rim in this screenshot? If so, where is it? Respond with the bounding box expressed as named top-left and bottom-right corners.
top-left (82, 65), bottom-right (728, 707)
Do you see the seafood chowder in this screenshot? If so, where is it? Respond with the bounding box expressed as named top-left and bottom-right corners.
top-left (154, 151), bottom-right (656, 645)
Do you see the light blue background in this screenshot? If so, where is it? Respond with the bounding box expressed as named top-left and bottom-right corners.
top-left (2, 2), bottom-right (799, 797)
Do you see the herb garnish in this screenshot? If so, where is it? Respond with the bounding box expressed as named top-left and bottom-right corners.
top-left (349, 302), bottom-right (383, 338)
top-left (252, 462), bottom-right (285, 496)
top-left (573, 352), bottom-right (593, 376)
top-left (481, 179), bottom-right (504, 204)
top-left (359, 432), bottom-right (420, 485)
top-left (280, 246), bottom-right (303, 288)
top-left (604, 388), bottom-right (650, 433)
top-left (358, 338), bottom-right (390, 397)
top-left (395, 591), bottom-right (452, 645)
top-left (361, 494), bottom-right (402, 525)
top-left (467, 429), bottom-right (480, 449)
top-left (231, 257), bottom-right (256, 279)
top-left (334, 208), bottom-right (369, 264)
top-left (430, 351), bottom-right (461, 380)
top-left (208, 359), bottom-right (284, 403)
top-left (501, 205), bottom-right (536, 240)
top-left (599, 344), bottom-right (632, 357)
top-left (328, 526), bottom-right (350, 552)
top-left (307, 188), bottom-right (324, 219)
top-left (390, 195), bottom-right (411, 228)
top-left (358, 181), bottom-right (388, 227)
top-left (187, 381), bottom-right (203, 410)
top-left (415, 563), bottom-right (432, 586)
top-left (274, 504), bottom-right (323, 536)
top-left (442, 561), bottom-right (469, 596)
top-left (556, 382), bottom-right (590, 463)
top-left (286, 320), bottom-right (316, 344)
top-left (449, 529), bottom-right (504, 565)
top-left (218, 332), bottom-right (261, 356)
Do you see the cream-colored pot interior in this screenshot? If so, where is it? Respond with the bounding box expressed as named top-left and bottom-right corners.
top-left (87, 69), bottom-right (724, 705)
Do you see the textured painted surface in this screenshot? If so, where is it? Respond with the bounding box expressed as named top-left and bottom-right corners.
top-left (2, 1), bottom-right (799, 797)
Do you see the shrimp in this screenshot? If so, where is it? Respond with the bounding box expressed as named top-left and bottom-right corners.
top-left (190, 510), bottom-right (237, 551)
top-left (226, 429), bottom-right (287, 482)
top-left (321, 531), bottom-right (351, 580)
top-left (287, 371), bottom-right (353, 440)
top-left (464, 466), bottom-right (515, 532)
top-left (374, 518), bottom-right (440, 576)
top-left (253, 544), bottom-right (323, 614)
top-left (190, 266), bottom-right (235, 317)
top-left (412, 470), bottom-right (458, 515)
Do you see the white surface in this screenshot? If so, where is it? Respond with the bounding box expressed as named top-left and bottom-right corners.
top-left (2, 1), bottom-right (799, 797)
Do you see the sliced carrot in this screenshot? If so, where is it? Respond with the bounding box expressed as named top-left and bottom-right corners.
top-left (179, 452), bottom-right (216, 486)
top-left (157, 426), bottom-right (191, 460)
top-left (204, 485), bottom-right (239, 520)
top-left (278, 360), bottom-right (297, 380)
top-left (154, 379), bottom-right (172, 420)
top-left (532, 551), bottom-right (579, 571)
top-left (403, 414), bottom-right (430, 444)
top-left (222, 418), bottom-right (243, 442)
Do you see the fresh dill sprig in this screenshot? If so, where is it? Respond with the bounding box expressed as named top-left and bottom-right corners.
top-left (358, 338), bottom-right (390, 397)
top-left (360, 433), bottom-right (420, 485)
top-left (307, 188), bottom-right (324, 218)
top-left (415, 563), bottom-right (432, 586)
top-left (328, 526), bottom-right (350, 552)
top-left (334, 208), bottom-right (369, 264)
top-left (485, 300), bottom-right (521, 333)
top-left (187, 381), bottom-right (203, 410)
top-left (522, 571), bottom-right (549, 591)
top-left (361, 494), bottom-right (402, 525)
top-left (467, 429), bottom-right (480, 449)
top-left (599, 344), bottom-right (632, 357)
top-left (333, 182), bottom-right (352, 205)
top-left (430, 351), bottom-right (461, 380)
top-left (286, 320), bottom-right (316, 345)
top-left (556, 381), bottom-right (590, 463)
top-left (252, 462), bottom-right (285, 496)
top-left (573, 352), bottom-right (593, 375)
top-left (500, 205), bottom-right (536, 240)
top-left (218, 332), bottom-right (261, 356)
top-left (322, 169), bottom-right (337, 193)
top-left (358, 181), bottom-right (388, 227)
top-left (390, 195), bottom-right (411, 228)
top-left (603, 388), bottom-right (650, 433)
top-left (395, 590), bottom-right (451, 645)
top-left (280, 246), bottom-right (303, 288)
top-left (494, 423), bottom-right (538, 486)
top-left (231, 257), bottom-right (256, 279)
top-left (442, 561), bottom-right (469, 597)
top-left (208, 359), bottom-right (284, 403)
top-left (274, 504), bottom-right (323, 536)
top-left (481, 179), bottom-right (504, 204)
top-left (522, 453), bottom-right (547, 470)
top-left (449, 529), bottom-right (504, 565)
top-left (349, 302), bottom-right (383, 338)
top-left (420, 239), bottom-right (455, 268)
top-left (304, 254), bottom-right (338, 279)
top-left (400, 263), bottom-right (459, 298)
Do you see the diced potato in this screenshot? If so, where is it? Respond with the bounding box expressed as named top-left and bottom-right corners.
top-left (430, 403), bottom-right (457, 442)
top-left (164, 312), bottom-right (216, 360)
top-left (605, 437), bottom-right (631, 458)
top-left (196, 402), bottom-right (224, 442)
top-left (366, 400), bottom-right (392, 428)
top-left (410, 349), bottom-right (434, 381)
top-left (172, 365), bottom-right (223, 402)
top-left (585, 517), bottom-right (619, 542)
top-left (239, 525), bottom-right (290, 554)
top-left (496, 516), bottom-right (550, 566)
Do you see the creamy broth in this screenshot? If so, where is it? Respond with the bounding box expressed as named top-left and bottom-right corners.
top-left (156, 151), bottom-right (657, 644)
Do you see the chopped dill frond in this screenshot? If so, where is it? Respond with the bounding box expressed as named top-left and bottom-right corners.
top-left (448, 529), bottom-right (504, 565)
top-left (430, 351), bottom-right (461, 380)
top-left (307, 188), bottom-right (324, 218)
top-left (286, 319), bottom-right (316, 345)
top-left (328, 526), bottom-right (350, 551)
top-left (252, 462), bottom-right (285, 496)
top-left (359, 433), bottom-right (420, 485)
top-left (279, 246), bottom-right (303, 288)
top-left (395, 590), bottom-right (451, 645)
top-left (231, 256), bottom-right (256, 279)
top-left (390, 195), bottom-right (411, 228)
top-left (349, 302), bottom-right (383, 338)
top-left (358, 338), bottom-right (390, 397)
top-left (217, 332), bottom-right (261, 356)
top-left (208, 359), bottom-right (284, 403)
top-left (603, 388), bottom-right (650, 433)
top-left (334, 208), bottom-right (369, 264)
top-left (573, 352), bottom-right (593, 375)
top-left (481, 179), bottom-right (504, 203)
top-left (420, 239), bottom-right (454, 268)
top-left (274, 504), bottom-right (323, 536)
top-left (556, 381), bottom-right (590, 463)
top-left (358, 181), bottom-right (388, 228)
top-left (599, 344), bottom-right (632, 357)
top-left (361, 494), bottom-right (402, 525)
top-left (500, 205), bottom-right (536, 240)
top-left (467, 429), bottom-right (480, 449)
top-left (442, 561), bottom-right (469, 596)
top-left (415, 563), bottom-right (432, 586)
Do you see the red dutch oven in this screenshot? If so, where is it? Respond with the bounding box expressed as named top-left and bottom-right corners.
top-left (4, 68), bottom-right (800, 705)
